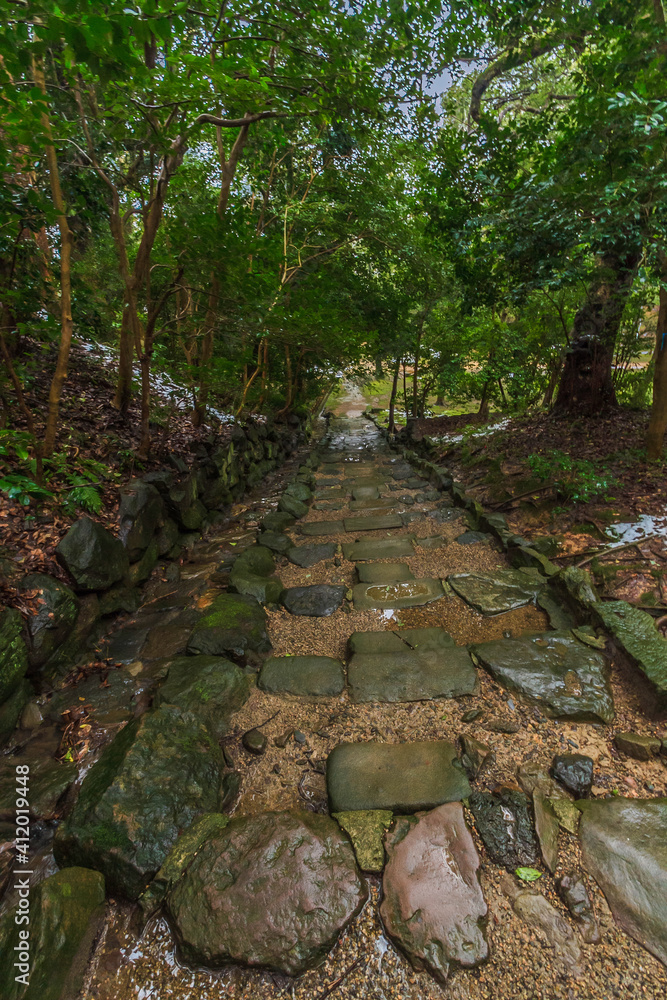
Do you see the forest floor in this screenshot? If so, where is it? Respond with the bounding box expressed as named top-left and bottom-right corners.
top-left (0, 339), bottom-right (233, 587)
top-left (410, 408), bottom-right (667, 618)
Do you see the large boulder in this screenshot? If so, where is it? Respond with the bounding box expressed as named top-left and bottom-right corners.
top-left (578, 797), bottom-right (667, 966)
top-left (380, 803), bottom-right (488, 983)
top-left (18, 573), bottom-right (78, 668)
top-left (118, 479), bottom-right (164, 560)
top-left (187, 593), bottom-right (272, 657)
top-left (54, 706), bottom-right (229, 898)
top-left (166, 811), bottom-right (367, 975)
top-left (155, 655), bottom-right (251, 738)
top-left (56, 518), bottom-right (129, 591)
top-left (0, 867), bottom-right (105, 1000)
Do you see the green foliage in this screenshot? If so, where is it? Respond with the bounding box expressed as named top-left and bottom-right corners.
top-left (527, 450), bottom-right (618, 504)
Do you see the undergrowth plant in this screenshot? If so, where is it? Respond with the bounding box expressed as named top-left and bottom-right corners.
top-left (527, 450), bottom-right (618, 504)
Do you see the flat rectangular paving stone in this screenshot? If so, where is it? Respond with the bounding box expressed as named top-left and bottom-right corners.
top-left (343, 537), bottom-right (416, 561)
top-left (357, 563), bottom-right (414, 584)
top-left (314, 488), bottom-right (346, 499)
top-left (349, 631), bottom-right (408, 654)
top-left (470, 631), bottom-right (614, 723)
top-left (351, 486), bottom-right (380, 501)
top-left (344, 476), bottom-right (388, 489)
top-left (300, 520), bottom-right (346, 536)
top-left (349, 498), bottom-right (397, 511)
top-left (348, 645), bottom-right (477, 703)
top-left (258, 655), bottom-right (345, 697)
top-left (396, 627), bottom-right (457, 651)
top-left (344, 514), bottom-right (403, 533)
top-left (353, 578), bottom-right (444, 611)
top-left (327, 741), bottom-right (471, 813)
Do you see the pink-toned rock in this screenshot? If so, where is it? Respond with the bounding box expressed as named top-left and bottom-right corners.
top-left (380, 802), bottom-right (488, 983)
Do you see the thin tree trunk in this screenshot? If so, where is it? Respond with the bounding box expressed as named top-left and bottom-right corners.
top-left (477, 378), bottom-right (492, 420)
top-left (402, 362), bottom-right (409, 420)
top-left (412, 327), bottom-right (422, 418)
top-left (389, 358), bottom-right (401, 434)
top-left (647, 260), bottom-right (667, 460)
top-left (35, 56), bottom-right (74, 456)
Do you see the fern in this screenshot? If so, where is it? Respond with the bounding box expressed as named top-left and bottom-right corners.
top-left (66, 485), bottom-right (102, 514)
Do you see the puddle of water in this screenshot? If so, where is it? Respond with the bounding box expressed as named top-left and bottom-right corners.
top-left (366, 583), bottom-right (430, 600)
top-left (605, 513), bottom-right (667, 546)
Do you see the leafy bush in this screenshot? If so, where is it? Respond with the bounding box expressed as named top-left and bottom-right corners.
top-left (527, 450), bottom-right (617, 503)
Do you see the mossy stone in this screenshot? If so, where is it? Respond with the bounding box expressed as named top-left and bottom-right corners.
top-left (0, 679), bottom-right (31, 747)
top-left (18, 574), bottom-right (78, 668)
top-left (262, 511), bottom-right (295, 532)
top-left (139, 813), bottom-right (230, 919)
top-left (284, 481), bottom-right (312, 502)
top-left (333, 809), bottom-right (392, 871)
top-left (155, 655), bottom-right (251, 738)
top-left (0, 608), bottom-right (29, 704)
top-left (187, 593), bottom-right (271, 657)
top-left (0, 867), bottom-right (106, 1000)
top-left (592, 601), bottom-right (667, 706)
top-left (278, 494), bottom-right (309, 518)
top-left (55, 517), bottom-right (129, 591)
top-left (125, 538), bottom-right (159, 586)
top-left (54, 706), bottom-right (228, 899)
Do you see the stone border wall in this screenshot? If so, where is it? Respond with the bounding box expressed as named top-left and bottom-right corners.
top-left (0, 415), bottom-right (312, 744)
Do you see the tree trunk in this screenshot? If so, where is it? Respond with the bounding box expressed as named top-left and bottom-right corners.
top-left (388, 357), bottom-right (401, 435)
top-left (477, 379), bottom-right (492, 421)
top-left (647, 262), bottom-right (667, 460)
top-left (412, 327), bottom-right (422, 418)
top-left (436, 393), bottom-right (445, 407)
top-left (542, 361), bottom-right (561, 409)
top-left (35, 56), bottom-right (74, 456)
top-left (553, 248), bottom-right (641, 416)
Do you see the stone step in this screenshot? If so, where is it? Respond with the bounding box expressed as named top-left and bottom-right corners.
top-left (352, 578), bottom-right (444, 611)
top-left (326, 740), bottom-right (471, 813)
top-left (343, 514), bottom-right (403, 532)
top-left (343, 536), bottom-right (415, 560)
top-left (347, 643), bottom-right (477, 702)
top-left (357, 563), bottom-right (414, 584)
top-left (258, 655), bottom-right (345, 696)
top-left (300, 520), bottom-right (346, 536)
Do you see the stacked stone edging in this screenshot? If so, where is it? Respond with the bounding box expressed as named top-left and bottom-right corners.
top-left (0, 415), bottom-right (311, 745)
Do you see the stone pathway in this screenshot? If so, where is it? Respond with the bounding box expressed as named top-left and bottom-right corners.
top-left (2, 406), bottom-right (667, 1000)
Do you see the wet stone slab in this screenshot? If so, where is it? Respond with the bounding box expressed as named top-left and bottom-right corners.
top-left (326, 740), bottom-right (471, 814)
top-left (380, 803), bottom-right (489, 983)
top-left (357, 562), bottom-right (414, 584)
top-left (343, 514), bottom-right (404, 533)
top-left (352, 578), bottom-right (444, 611)
top-left (448, 568), bottom-right (545, 614)
top-left (471, 631), bottom-right (614, 723)
top-left (348, 497), bottom-right (398, 512)
top-left (578, 796), bottom-right (667, 966)
top-left (300, 520), bottom-right (346, 537)
top-left (287, 543), bottom-right (337, 568)
top-left (343, 536), bottom-right (415, 561)
top-left (592, 600), bottom-right (667, 705)
top-left (348, 634), bottom-right (477, 703)
top-left (351, 486), bottom-right (380, 501)
top-left (258, 655), bottom-right (345, 697)
top-left (332, 809), bottom-right (393, 872)
top-left (282, 585), bottom-right (346, 617)
top-left (165, 811), bottom-right (367, 976)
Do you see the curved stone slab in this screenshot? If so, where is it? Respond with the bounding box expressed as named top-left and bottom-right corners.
top-left (287, 543), bottom-right (336, 568)
top-left (166, 811), bottom-right (367, 975)
top-left (471, 631), bottom-right (614, 723)
top-left (348, 646), bottom-right (476, 703)
top-left (380, 803), bottom-right (488, 983)
top-left (327, 741), bottom-right (471, 814)
top-left (258, 655), bottom-right (345, 696)
top-left (448, 569), bottom-right (544, 614)
top-left (578, 797), bottom-right (667, 966)
top-left (353, 578), bottom-right (443, 611)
